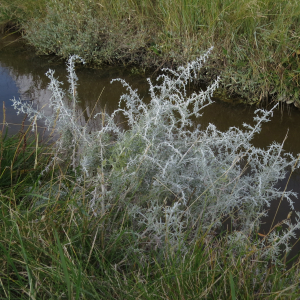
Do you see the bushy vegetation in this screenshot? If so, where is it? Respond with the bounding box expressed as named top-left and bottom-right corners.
top-left (1, 51), bottom-right (300, 298)
top-left (2, 0), bottom-right (300, 106)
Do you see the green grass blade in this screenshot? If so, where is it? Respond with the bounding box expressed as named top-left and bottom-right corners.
top-left (0, 241), bottom-right (23, 283)
top-left (15, 224), bottom-right (36, 299)
top-left (229, 272), bottom-right (236, 300)
top-left (54, 230), bottom-right (72, 300)
top-left (75, 265), bottom-right (82, 300)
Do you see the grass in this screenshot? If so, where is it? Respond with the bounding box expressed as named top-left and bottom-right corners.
top-left (1, 0), bottom-right (300, 106)
top-left (0, 121), bottom-right (45, 195)
top-left (1, 151), bottom-right (300, 299)
top-left (1, 159), bottom-right (300, 298)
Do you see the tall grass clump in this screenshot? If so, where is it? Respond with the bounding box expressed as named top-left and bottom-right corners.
top-left (2, 50), bottom-right (300, 298)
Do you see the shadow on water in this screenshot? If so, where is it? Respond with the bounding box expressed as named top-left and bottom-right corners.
top-left (1, 33), bottom-right (300, 257)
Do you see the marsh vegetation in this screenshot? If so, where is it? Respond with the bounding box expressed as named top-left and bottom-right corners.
top-left (0, 51), bottom-right (300, 299)
top-left (1, 0), bottom-right (300, 105)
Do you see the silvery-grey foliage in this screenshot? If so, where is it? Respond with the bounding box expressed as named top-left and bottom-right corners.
top-left (11, 50), bottom-right (300, 262)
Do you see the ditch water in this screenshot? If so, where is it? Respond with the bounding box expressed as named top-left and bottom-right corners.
top-left (1, 33), bottom-right (300, 248)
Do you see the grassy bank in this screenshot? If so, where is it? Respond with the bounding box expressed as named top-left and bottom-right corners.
top-left (1, 0), bottom-right (300, 106)
top-left (2, 166), bottom-right (300, 299)
top-left (2, 165), bottom-right (300, 299)
top-left (1, 50), bottom-right (300, 298)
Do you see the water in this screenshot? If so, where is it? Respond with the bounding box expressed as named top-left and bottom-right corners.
top-left (1, 33), bottom-right (300, 246)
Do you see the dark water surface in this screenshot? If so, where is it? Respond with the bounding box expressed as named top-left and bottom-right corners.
top-left (1, 33), bottom-right (300, 247)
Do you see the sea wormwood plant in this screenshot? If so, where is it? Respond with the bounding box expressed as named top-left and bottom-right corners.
top-left (11, 49), bottom-right (300, 263)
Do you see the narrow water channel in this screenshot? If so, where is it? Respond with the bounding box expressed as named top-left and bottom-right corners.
top-left (1, 33), bottom-right (300, 247)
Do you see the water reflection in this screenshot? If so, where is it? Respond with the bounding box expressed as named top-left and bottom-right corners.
top-left (0, 33), bottom-right (153, 134)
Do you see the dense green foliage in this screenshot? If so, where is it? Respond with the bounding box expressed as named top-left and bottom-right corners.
top-left (0, 127), bottom-right (46, 194)
top-left (1, 187), bottom-right (300, 300)
top-left (1, 0), bottom-right (300, 106)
